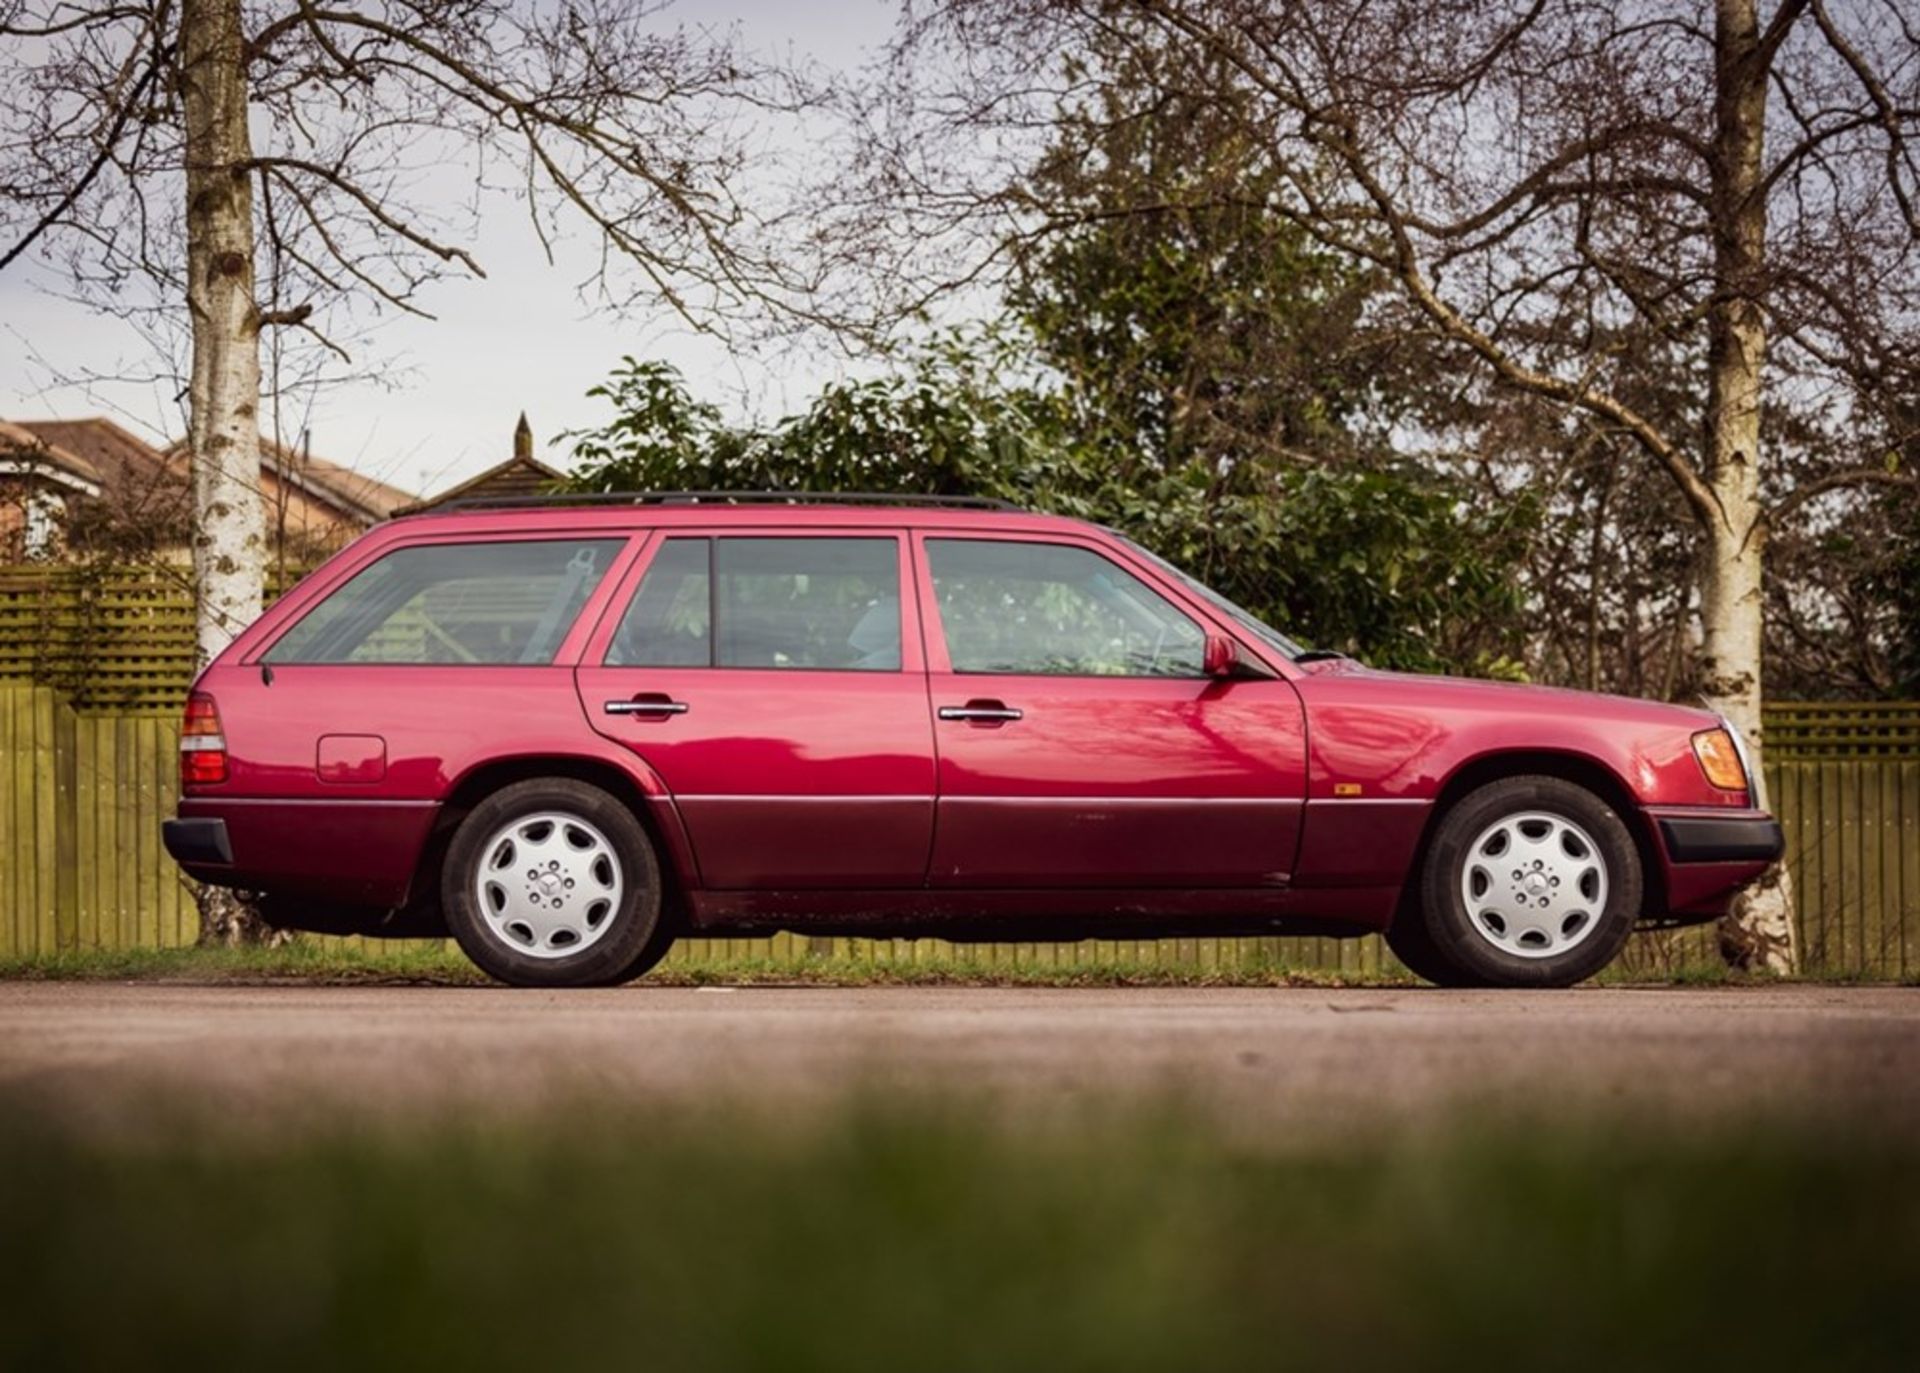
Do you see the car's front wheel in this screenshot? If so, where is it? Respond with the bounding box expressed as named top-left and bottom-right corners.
top-left (442, 778), bottom-right (671, 987)
top-left (1393, 775), bottom-right (1642, 988)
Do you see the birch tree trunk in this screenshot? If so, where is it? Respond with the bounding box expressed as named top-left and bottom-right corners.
top-left (1703, 0), bottom-right (1797, 974)
top-left (180, 0), bottom-right (264, 665)
top-left (179, 0), bottom-right (272, 945)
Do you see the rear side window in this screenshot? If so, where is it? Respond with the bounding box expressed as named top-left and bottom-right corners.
top-left (606, 537), bottom-right (711, 667)
top-left (266, 539), bottom-right (624, 665)
top-left (609, 536), bottom-right (901, 671)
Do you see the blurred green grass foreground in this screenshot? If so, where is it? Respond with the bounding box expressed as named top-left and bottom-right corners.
top-left (2, 1100), bottom-right (1915, 1372)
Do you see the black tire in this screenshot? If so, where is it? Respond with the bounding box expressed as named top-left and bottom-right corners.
top-left (1384, 897), bottom-right (1484, 988)
top-left (1407, 775), bottom-right (1642, 989)
top-left (442, 778), bottom-right (671, 988)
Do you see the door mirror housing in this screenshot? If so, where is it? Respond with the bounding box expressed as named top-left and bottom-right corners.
top-left (1203, 633), bottom-right (1240, 678)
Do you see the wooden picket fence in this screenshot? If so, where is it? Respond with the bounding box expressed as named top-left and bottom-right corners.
top-left (2, 679), bottom-right (1916, 977)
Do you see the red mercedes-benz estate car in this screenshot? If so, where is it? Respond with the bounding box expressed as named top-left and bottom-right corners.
top-left (163, 493), bottom-right (1781, 988)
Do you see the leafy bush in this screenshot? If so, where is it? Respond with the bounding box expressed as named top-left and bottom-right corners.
top-left (564, 348), bottom-right (1533, 676)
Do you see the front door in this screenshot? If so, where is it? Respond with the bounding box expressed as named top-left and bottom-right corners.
top-left (577, 530), bottom-right (935, 889)
top-left (915, 533), bottom-right (1307, 888)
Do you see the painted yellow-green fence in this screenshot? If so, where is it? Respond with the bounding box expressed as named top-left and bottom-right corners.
top-left (1, 687), bottom-right (197, 953)
top-left (0, 567), bottom-right (201, 713)
top-left (0, 564), bottom-right (314, 713)
top-left (3, 682), bottom-right (1918, 977)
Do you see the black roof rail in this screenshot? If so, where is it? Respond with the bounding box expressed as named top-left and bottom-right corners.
top-left (430, 490), bottom-right (1022, 513)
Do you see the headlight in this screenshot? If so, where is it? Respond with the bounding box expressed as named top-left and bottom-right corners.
top-left (1692, 727), bottom-right (1747, 791)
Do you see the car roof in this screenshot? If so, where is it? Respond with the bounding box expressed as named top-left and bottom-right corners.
top-left (385, 500), bottom-right (1097, 538)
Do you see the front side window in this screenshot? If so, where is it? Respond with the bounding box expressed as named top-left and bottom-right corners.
top-left (927, 538), bottom-right (1206, 677)
top-left (1115, 533), bottom-right (1305, 661)
top-left (266, 538), bottom-right (624, 665)
top-left (609, 536), bottom-right (901, 671)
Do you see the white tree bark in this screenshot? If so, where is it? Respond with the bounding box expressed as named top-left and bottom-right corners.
top-left (179, 0), bottom-right (271, 945)
top-left (1703, 0), bottom-right (1797, 974)
top-left (179, 0), bottom-right (265, 670)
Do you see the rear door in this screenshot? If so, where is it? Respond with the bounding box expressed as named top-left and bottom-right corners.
top-left (576, 529), bottom-right (936, 889)
top-left (915, 531), bottom-right (1307, 888)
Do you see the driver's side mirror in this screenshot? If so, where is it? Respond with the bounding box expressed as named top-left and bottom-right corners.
top-left (1203, 633), bottom-right (1240, 678)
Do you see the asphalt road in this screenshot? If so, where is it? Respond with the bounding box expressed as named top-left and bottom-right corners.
top-left (2, 983), bottom-right (1916, 1140)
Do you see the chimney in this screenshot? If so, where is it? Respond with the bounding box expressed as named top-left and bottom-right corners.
top-left (513, 412), bottom-right (533, 462)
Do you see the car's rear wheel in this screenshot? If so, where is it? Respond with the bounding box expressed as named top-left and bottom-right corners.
top-left (1402, 775), bottom-right (1642, 988)
top-left (442, 778), bottom-right (670, 987)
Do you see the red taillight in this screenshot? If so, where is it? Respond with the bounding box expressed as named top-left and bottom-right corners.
top-left (180, 692), bottom-right (228, 786)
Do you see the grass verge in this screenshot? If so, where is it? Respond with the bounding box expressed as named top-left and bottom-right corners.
top-left (0, 941), bottom-right (1418, 988)
top-left (7, 942), bottom-right (1894, 987)
top-left (15, 940), bottom-right (1896, 983)
top-left (0, 942), bottom-right (487, 986)
top-left (0, 1100), bottom-right (1913, 1372)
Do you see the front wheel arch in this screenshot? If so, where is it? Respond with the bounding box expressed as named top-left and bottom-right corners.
top-left (1390, 749), bottom-right (1664, 937)
top-left (1399, 773), bottom-right (1644, 987)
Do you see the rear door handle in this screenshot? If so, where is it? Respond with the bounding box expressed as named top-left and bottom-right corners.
top-left (938, 704), bottom-right (1023, 722)
top-left (605, 696), bottom-right (689, 717)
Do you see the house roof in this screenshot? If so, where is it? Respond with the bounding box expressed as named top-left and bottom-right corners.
top-left (160, 432), bottom-right (417, 523)
top-left (254, 435), bottom-right (417, 521)
top-left (394, 453), bottom-right (566, 515)
top-left (6, 416), bottom-right (417, 546)
top-left (2, 418), bottom-right (110, 491)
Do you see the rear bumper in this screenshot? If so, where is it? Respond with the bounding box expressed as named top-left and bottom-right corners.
top-left (165, 798), bottom-right (437, 905)
top-left (1656, 813), bottom-right (1784, 864)
top-left (162, 817), bottom-right (233, 867)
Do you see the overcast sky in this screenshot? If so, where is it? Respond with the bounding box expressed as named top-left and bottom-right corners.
top-left (0, 1), bottom-right (898, 505)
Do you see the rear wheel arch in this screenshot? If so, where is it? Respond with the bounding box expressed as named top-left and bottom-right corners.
top-left (430, 753), bottom-right (696, 916)
top-left (1393, 749), bottom-right (1664, 931)
top-left (441, 775), bottom-right (670, 985)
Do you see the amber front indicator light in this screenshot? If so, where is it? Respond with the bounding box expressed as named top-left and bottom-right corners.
top-left (180, 692), bottom-right (228, 786)
top-left (1691, 727), bottom-right (1746, 792)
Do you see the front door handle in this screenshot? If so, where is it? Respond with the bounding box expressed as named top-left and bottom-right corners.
top-left (938, 703), bottom-right (1023, 723)
top-left (605, 695), bottom-right (689, 717)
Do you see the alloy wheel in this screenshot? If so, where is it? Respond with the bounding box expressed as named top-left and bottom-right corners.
top-left (1458, 809), bottom-right (1610, 959)
top-left (474, 810), bottom-right (625, 959)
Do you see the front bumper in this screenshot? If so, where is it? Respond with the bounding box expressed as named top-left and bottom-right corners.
top-left (1656, 812), bottom-right (1784, 864)
top-left (162, 816), bottom-right (233, 867)
top-left (1640, 807), bottom-right (1783, 925)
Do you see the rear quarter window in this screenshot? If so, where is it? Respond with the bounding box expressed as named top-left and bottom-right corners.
top-left (265, 538), bottom-right (625, 665)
